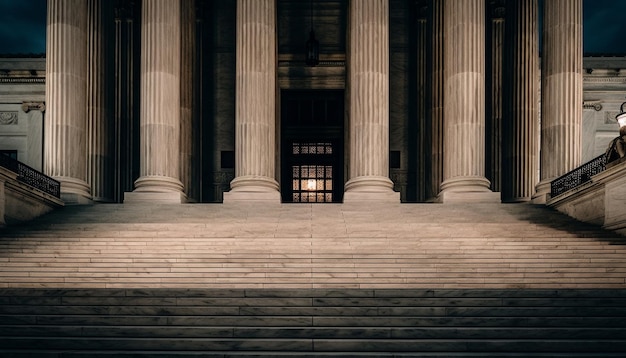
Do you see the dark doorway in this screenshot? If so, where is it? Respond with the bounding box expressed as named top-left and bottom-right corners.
top-left (281, 90), bottom-right (344, 203)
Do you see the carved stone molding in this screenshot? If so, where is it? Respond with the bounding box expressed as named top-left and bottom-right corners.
top-left (606, 111), bottom-right (620, 124)
top-left (21, 102), bottom-right (45, 113)
top-left (0, 111), bottom-right (18, 125)
top-left (583, 101), bottom-right (602, 111)
top-left (583, 76), bottom-right (626, 84)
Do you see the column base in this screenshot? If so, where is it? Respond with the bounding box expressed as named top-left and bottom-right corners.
top-left (124, 191), bottom-right (186, 204)
top-left (532, 179), bottom-right (552, 204)
top-left (57, 177), bottom-right (92, 205)
top-left (134, 175), bottom-right (184, 193)
top-left (436, 190), bottom-right (501, 204)
top-left (343, 176), bottom-right (400, 203)
top-left (223, 175), bottom-right (281, 204)
top-left (437, 176), bottom-right (499, 203)
top-left (127, 175), bottom-right (185, 203)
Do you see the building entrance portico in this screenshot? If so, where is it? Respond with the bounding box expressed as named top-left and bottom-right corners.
top-left (281, 90), bottom-right (344, 203)
top-left (33, 0), bottom-right (586, 206)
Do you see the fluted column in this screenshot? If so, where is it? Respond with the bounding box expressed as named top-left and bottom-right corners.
top-left (440, 0), bottom-right (497, 202)
top-left (45, 0), bottom-right (91, 203)
top-left (131, 0), bottom-right (183, 200)
top-left (344, 0), bottom-right (398, 202)
top-left (114, 1), bottom-right (136, 203)
top-left (180, 0), bottom-right (196, 201)
top-left (415, 1), bottom-right (427, 202)
top-left (486, 0), bottom-right (504, 193)
top-left (502, 0), bottom-right (539, 202)
top-left (224, 0), bottom-right (280, 202)
top-left (427, 0), bottom-right (444, 201)
top-left (535, 0), bottom-right (582, 202)
top-left (87, 0), bottom-right (113, 202)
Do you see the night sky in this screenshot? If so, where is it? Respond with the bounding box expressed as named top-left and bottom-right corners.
top-left (0, 0), bottom-right (624, 55)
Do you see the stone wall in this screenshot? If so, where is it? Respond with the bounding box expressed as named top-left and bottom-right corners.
top-left (0, 58), bottom-right (45, 171)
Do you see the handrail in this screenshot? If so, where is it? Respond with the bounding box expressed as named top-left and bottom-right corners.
top-left (550, 154), bottom-right (606, 198)
top-left (0, 155), bottom-right (61, 198)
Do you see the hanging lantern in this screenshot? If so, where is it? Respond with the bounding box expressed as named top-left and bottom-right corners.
top-left (617, 102), bottom-right (626, 128)
top-left (306, 30), bottom-right (320, 67)
top-left (305, 0), bottom-right (319, 67)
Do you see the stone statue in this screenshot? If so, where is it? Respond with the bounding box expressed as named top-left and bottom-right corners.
top-left (605, 126), bottom-right (626, 164)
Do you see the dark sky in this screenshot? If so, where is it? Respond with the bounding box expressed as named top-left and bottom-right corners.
top-left (0, 0), bottom-right (623, 55)
top-left (0, 0), bottom-right (46, 55)
top-left (582, 0), bottom-right (626, 54)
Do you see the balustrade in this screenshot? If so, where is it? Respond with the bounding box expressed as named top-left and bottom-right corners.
top-left (0, 155), bottom-right (61, 198)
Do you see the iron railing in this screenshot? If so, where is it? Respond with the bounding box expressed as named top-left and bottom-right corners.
top-left (0, 155), bottom-right (61, 198)
top-left (551, 154), bottom-right (606, 198)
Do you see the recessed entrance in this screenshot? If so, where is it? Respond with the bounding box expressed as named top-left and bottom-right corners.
top-left (281, 90), bottom-right (344, 203)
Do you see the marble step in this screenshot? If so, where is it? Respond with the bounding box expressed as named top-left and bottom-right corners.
top-left (1, 325), bottom-right (625, 339)
top-left (0, 289), bottom-right (625, 356)
top-left (2, 337), bottom-right (626, 353)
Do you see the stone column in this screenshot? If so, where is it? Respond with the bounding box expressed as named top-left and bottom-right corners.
top-left (502, 0), bottom-right (539, 202)
top-left (415, 0), bottom-right (427, 202)
top-left (87, 0), bottom-right (113, 202)
top-left (180, 0), bottom-right (196, 201)
top-left (344, 0), bottom-right (398, 202)
top-left (439, 0), bottom-right (498, 203)
top-left (128, 0), bottom-right (183, 202)
top-left (427, 0), bottom-right (444, 201)
top-left (486, 0), bottom-right (504, 194)
top-left (45, 0), bottom-right (91, 204)
top-left (535, 0), bottom-right (582, 203)
top-left (224, 0), bottom-right (280, 202)
top-left (113, 1), bottom-right (139, 203)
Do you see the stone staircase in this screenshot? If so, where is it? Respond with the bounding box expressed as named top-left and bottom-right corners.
top-left (0, 288), bottom-right (626, 357)
top-left (0, 202), bottom-right (625, 356)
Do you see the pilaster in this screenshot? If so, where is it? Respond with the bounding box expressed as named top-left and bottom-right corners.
top-left (535, 0), bottom-right (583, 203)
top-left (224, 0), bottom-right (280, 203)
top-left (45, 0), bottom-right (91, 204)
top-left (344, 0), bottom-right (399, 203)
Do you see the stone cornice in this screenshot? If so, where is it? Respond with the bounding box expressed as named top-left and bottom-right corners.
top-left (0, 77), bottom-right (45, 84)
top-left (583, 76), bottom-right (626, 84)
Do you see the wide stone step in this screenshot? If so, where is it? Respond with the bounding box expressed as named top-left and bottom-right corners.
top-left (0, 289), bottom-right (625, 356)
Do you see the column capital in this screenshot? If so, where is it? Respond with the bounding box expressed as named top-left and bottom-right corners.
top-left (21, 102), bottom-right (45, 113)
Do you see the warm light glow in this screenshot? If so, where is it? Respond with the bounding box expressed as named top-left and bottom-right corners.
top-left (617, 113), bottom-right (626, 128)
top-left (306, 179), bottom-right (317, 191)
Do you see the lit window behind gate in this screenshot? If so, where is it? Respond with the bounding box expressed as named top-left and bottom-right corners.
top-left (281, 90), bottom-right (344, 203)
top-left (291, 142), bottom-right (333, 203)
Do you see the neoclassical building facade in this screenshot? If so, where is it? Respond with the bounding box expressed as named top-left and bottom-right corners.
top-left (3, 0), bottom-right (619, 205)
